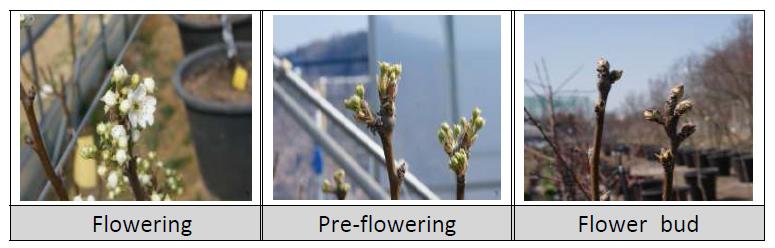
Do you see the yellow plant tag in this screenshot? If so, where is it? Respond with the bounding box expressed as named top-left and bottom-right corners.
top-left (74, 136), bottom-right (97, 189)
top-left (232, 64), bottom-right (248, 91)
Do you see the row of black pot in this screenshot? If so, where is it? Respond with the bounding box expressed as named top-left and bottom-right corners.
top-left (635, 168), bottom-right (718, 201)
top-left (170, 15), bottom-right (252, 200)
top-left (635, 144), bottom-right (753, 184)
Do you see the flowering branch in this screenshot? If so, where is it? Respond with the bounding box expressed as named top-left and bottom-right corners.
top-left (589, 57), bottom-right (623, 201)
top-left (438, 108), bottom-right (485, 200)
top-left (344, 62), bottom-right (406, 200)
top-left (81, 65), bottom-right (183, 201)
top-left (643, 84), bottom-right (696, 201)
top-left (322, 169), bottom-right (351, 200)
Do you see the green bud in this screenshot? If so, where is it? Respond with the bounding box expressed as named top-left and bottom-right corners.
top-left (437, 128), bottom-right (447, 144)
top-left (472, 107), bottom-right (481, 120)
top-left (474, 116), bottom-right (486, 131)
top-left (453, 124), bottom-right (462, 137)
top-left (344, 95), bottom-right (361, 112)
top-left (322, 179), bottom-right (332, 192)
top-left (333, 169), bottom-right (345, 184)
top-left (355, 84), bottom-right (365, 98)
top-left (131, 73), bottom-right (140, 88)
top-left (80, 146), bottom-right (97, 159)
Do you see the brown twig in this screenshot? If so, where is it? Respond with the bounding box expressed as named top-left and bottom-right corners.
top-left (524, 107), bottom-right (591, 200)
top-left (345, 63), bottom-right (406, 200)
top-left (644, 84), bottom-right (696, 201)
top-left (120, 118), bottom-right (147, 201)
top-left (590, 57), bottom-right (623, 201)
top-left (21, 86), bottom-right (68, 200)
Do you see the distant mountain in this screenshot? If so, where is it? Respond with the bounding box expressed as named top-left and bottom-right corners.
top-left (279, 31), bottom-right (369, 77)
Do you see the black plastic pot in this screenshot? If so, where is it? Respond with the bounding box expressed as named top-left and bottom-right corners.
top-left (708, 151), bottom-right (732, 176)
top-left (682, 148), bottom-right (696, 167)
top-left (173, 42), bottom-right (252, 200)
top-left (674, 148), bottom-right (686, 166)
top-left (637, 178), bottom-right (663, 201)
top-left (734, 154), bottom-right (753, 183)
top-left (683, 167), bottom-right (718, 201)
top-left (171, 14), bottom-right (252, 55)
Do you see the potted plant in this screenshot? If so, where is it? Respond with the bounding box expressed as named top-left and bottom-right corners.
top-left (171, 14), bottom-right (251, 55)
top-left (173, 42), bottom-right (252, 200)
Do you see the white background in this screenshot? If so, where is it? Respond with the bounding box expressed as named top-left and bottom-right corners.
top-left (4, 0), bottom-right (774, 247)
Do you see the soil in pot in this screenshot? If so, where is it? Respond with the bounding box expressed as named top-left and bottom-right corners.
top-left (683, 167), bottom-right (718, 201)
top-left (184, 60), bottom-right (252, 104)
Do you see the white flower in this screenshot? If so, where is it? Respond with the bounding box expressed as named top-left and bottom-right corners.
top-left (73, 195), bottom-right (82, 201)
top-left (117, 136), bottom-right (128, 148)
top-left (40, 84), bottom-right (54, 99)
top-left (114, 149), bottom-right (129, 165)
top-left (139, 174), bottom-right (152, 186)
top-left (143, 78), bottom-right (155, 93)
top-left (106, 171), bottom-right (119, 189)
top-left (110, 125), bottom-right (127, 141)
top-left (101, 90), bottom-right (118, 107)
top-left (119, 99), bottom-right (131, 113)
top-left (97, 164), bottom-right (107, 177)
top-left (151, 192), bottom-right (162, 201)
top-left (125, 85), bottom-right (156, 128)
top-left (86, 195), bottom-right (95, 201)
top-left (96, 122), bottom-right (109, 135)
top-left (111, 65), bottom-right (129, 84)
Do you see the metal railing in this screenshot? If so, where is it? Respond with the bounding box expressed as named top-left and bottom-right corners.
top-left (273, 57), bottom-right (440, 200)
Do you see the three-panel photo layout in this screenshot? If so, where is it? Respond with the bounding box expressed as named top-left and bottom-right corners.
top-left (16, 12), bottom-right (758, 205)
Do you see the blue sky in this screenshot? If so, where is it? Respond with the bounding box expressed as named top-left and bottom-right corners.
top-left (525, 14), bottom-right (748, 111)
top-left (273, 15), bottom-right (367, 54)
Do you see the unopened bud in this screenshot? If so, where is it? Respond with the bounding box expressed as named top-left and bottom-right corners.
top-left (674, 100), bottom-right (693, 116)
top-left (344, 95), bottom-right (361, 112)
top-left (355, 84), bottom-right (365, 98)
top-left (671, 84), bottom-right (685, 100)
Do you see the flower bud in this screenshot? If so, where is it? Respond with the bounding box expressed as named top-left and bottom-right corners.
top-left (596, 57), bottom-right (610, 73)
top-left (474, 116), bottom-right (486, 131)
top-left (322, 179), bottom-right (332, 192)
top-left (355, 84), bottom-right (365, 98)
top-left (671, 84), bottom-right (684, 100)
top-left (656, 148), bottom-right (673, 164)
top-left (674, 100), bottom-right (693, 116)
top-left (610, 70), bottom-right (623, 82)
top-left (643, 109), bottom-right (661, 123)
top-left (111, 65), bottom-right (128, 85)
top-left (472, 107), bottom-right (481, 120)
top-left (131, 73), bottom-right (140, 88)
top-left (333, 169), bottom-right (345, 184)
top-left (678, 123), bottom-right (696, 140)
top-left (437, 128), bottom-right (447, 144)
top-left (343, 95), bottom-right (361, 112)
top-left (80, 146), bottom-right (97, 159)
top-left (453, 124), bottom-right (462, 137)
